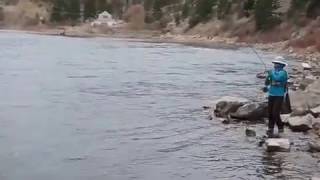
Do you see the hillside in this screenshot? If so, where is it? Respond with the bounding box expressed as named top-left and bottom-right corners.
top-left (0, 0), bottom-right (319, 55)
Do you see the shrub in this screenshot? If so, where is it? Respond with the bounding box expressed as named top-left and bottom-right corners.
top-left (188, 15), bottom-right (201, 28)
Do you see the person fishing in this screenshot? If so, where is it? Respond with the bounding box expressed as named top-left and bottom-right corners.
top-left (263, 58), bottom-right (289, 137)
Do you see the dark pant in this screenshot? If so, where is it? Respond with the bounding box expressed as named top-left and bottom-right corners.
top-left (268, 96), bottom-right (284, 130)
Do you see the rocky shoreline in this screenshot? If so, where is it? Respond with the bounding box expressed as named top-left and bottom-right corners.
top-left (205, 67), bottom-right (320, 151)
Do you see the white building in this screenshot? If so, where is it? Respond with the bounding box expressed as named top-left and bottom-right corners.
top-left (91, 11), bottom-right (117, 27)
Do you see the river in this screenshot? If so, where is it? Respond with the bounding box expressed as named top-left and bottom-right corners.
top-left (0, 32), bottom-right (319, 180)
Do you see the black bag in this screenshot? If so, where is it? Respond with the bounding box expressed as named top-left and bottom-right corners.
top-left (281, 88), bottom-right (292, 114)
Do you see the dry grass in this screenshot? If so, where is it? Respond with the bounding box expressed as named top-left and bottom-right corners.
top-left (290, 29), bottom-right (320, 49)
top-left (2, 0), bottom-right (50, 27)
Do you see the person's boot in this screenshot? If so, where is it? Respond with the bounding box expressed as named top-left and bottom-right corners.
top-left (266, 129), bottom-right (274, 138)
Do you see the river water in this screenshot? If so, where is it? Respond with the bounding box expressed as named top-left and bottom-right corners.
top-left (0, 32), bottom-right (319, 180)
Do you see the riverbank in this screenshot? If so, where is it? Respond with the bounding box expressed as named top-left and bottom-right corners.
top-left (3, 26), bottom-right (320, 64)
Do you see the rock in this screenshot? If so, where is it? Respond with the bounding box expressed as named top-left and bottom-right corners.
top-left (302, 63), bottom-right (312, 70)
top-left (307, 79), bottom-right (320, 96)
top-left (222, 119), bottom-right (230, 124)
top-left (290, 91), bottom-right (310, 116)
top-left (309, 140), bottom-right (320, 152)
top-left (313, 122), bottom-right (320, 137)
top-left (311, 106), bottom-right (320, 118)
top-left (213, 96), bottom-right (249, 118)
top-left (281, 114), bottom-right (291, 125)
top-left (245, 128), bottom-right (256, 137)
top-left (299, 78), bottom-right (315, 90)
top-left (312, 177), bottom-right (320, 180)
top-left (265, 138), bottom-right (291, 152)
top-left (230, 102), bottom-right (268, 120)
top-left (288, 114), bottom-right (313, 132)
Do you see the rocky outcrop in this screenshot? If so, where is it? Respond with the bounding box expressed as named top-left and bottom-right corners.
top-left (288, 114), bottom-right (314, 132)
top-left (230, 102), bottom-right (268, 121)
top-left (213, 96), bottom-right (249, 118)
top-left (265, 138), bottom-right (291, 152)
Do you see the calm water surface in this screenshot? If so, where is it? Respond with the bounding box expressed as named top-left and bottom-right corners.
top-left (0, 32), bottom-right (319, 180)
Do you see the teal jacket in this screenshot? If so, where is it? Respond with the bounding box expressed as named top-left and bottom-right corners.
top-left (265, 69), bottom-right (288, 97)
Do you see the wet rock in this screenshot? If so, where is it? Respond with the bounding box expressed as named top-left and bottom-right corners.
top-left (245, 128), bottom-right (256, 137)
top-left (311, 106), bottom-right (320, 118)
top-left (288, 114), bottom-right (313, 132)
top-left (230, 102), bottom-right (267, 121)
top-left (302, 63), bottom-right (312, 70)
top-left (214, 96), bottom-right (249, 118)
top-left (309, 140), bottom-right (320, 152)
top-left (265, 138), bottom-right (291, 152)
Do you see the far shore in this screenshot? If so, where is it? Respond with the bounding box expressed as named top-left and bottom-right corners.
top-left (1, 27), bottom-right (319, 67)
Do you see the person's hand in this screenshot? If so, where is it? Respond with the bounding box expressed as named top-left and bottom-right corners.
top-left (262, 86), bottom-right (268, 93)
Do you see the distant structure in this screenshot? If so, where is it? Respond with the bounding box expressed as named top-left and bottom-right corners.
top-left (91, 11), bottom-right (118, 27)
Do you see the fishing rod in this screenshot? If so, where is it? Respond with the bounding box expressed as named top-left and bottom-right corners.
top-left (250, 45), bottom-right (268, 72)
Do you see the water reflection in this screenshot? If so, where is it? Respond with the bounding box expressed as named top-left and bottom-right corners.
top-left (261, 152), bottom-right (285, 179)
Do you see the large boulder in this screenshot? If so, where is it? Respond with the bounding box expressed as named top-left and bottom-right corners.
top-left (230, 102), bottom-right (268, 120)
top-left (288, 114), bottom-right (314, 132)
top-left (213, 96), bottom-right (249, 118)
top-left (265, 138), bottom-right (291, 152)
top-left (307, 79), bottom-right (320, 96)
top-left (290, 91), bottom-right (310, 116)
top-left (290, 89), bottom-right (320, 116)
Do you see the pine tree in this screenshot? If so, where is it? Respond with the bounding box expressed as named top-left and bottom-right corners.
top-left (195, 0), bottom-right (217, 21)
top-left (255, 0), bottom-right (281, 30)
top-left (51, 0), bottom-right (67, 22)
top-left (68, 0), bottom-right (80, 21)
top-left (153, 0), bottom-right (162, 20)
top-left (84, 0), bottom-right (97, 19)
